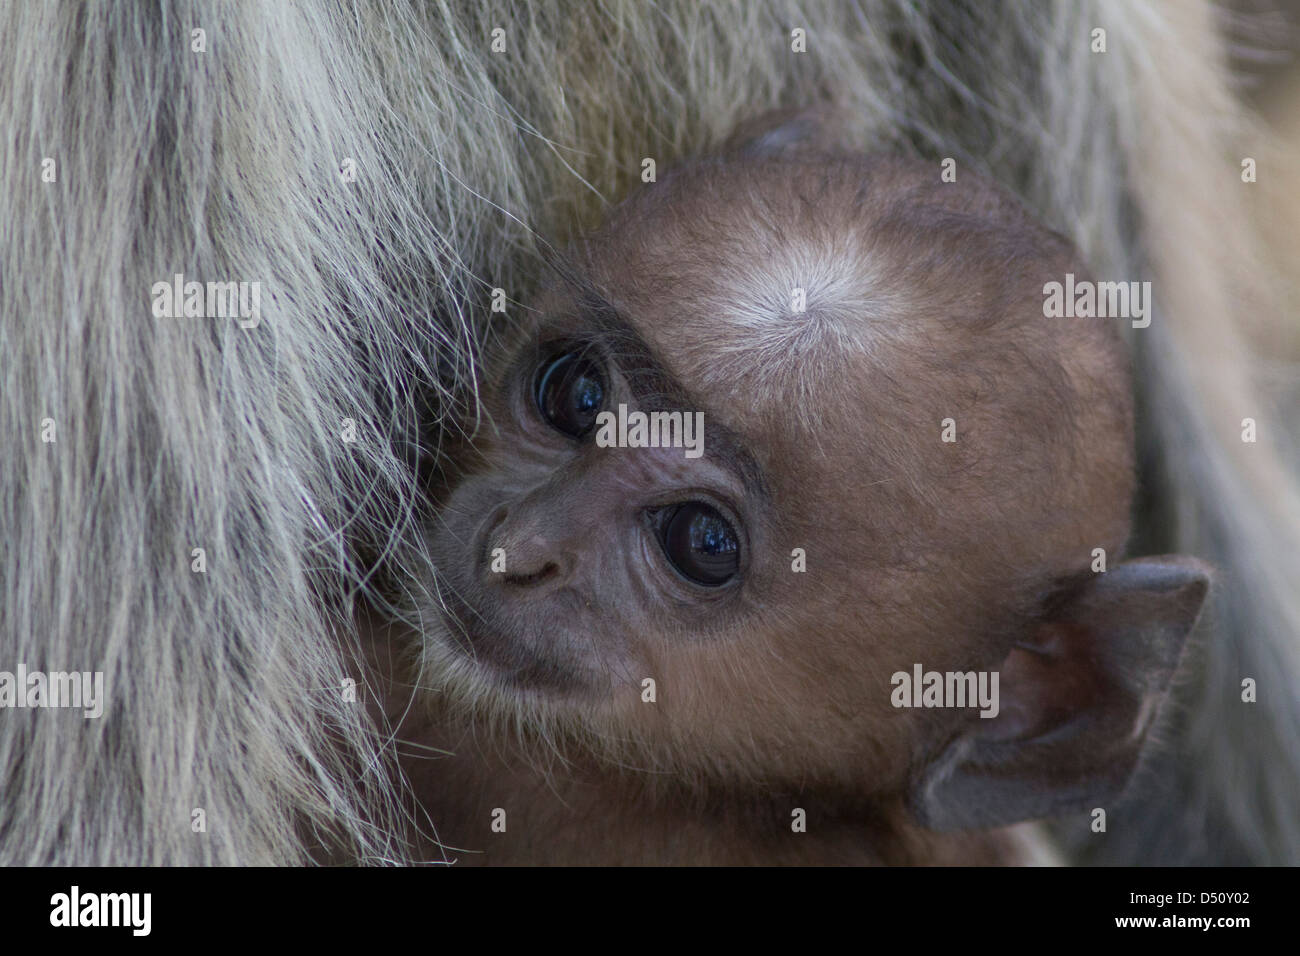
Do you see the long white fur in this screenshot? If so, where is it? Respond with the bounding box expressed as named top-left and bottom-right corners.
top-left (1, 0), bottom-right (1295, 865)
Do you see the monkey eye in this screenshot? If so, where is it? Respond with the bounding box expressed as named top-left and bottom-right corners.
top-left (534, 350), bottom-right (605, 439)
top-left (656, 502), bottom-right (740, 587)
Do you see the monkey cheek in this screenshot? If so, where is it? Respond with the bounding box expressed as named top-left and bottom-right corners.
top-left (429, 573), bottom-right (621, 699)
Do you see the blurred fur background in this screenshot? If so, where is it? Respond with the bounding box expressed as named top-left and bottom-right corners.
top-left (0, 0), bottom-right (1296, 865)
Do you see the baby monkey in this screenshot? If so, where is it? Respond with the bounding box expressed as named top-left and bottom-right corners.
top-left (382, 118), bottom-right (1210, 865)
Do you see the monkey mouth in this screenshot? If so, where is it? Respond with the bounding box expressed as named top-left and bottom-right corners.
top-left (435, 588), bottom-right (586, 694)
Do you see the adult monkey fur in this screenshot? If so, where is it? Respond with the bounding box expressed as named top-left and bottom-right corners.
top-left (0, 0), bottom-right (1296, 865)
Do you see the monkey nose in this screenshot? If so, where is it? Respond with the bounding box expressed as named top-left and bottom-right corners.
top-left (483, 523), bottom-right (576, 595)
top-left (503, 541), bottom-right (557, 581)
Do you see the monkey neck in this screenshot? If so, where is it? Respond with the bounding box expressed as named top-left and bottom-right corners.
top-left (358, 614), bottom-right (1047, 865)
top-left (396, 710), bottom-right (1042, 866)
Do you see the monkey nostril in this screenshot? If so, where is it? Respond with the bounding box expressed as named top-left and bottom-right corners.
top-left (503, 561), bottom-right (561, 589)
top-left (484, 529), bottom-right (573, 592)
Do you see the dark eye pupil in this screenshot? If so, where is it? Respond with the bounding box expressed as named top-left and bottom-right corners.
top-left (661, 503), bottom-right (740, 586)
top-left (535, 351), bottom-right (604, 438)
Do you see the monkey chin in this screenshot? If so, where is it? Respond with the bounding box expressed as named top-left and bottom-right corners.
top-left (410, 587), bottom-right (642, 759)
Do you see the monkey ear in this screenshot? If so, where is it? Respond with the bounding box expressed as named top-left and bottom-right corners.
top-left (908, 555), bottom-right (1211, 832)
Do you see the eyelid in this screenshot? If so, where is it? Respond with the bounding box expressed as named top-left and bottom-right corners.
top-left (529, 338), bottom-right (612, 388)
top-left (534, 331), bottom-right (684, 411)
top-left (646, 499), bottom-right (746, 590)
top-left (640, 484), bottom-right (738, 517)
top-left (530, 350), bottom-right (606, 442)
top-left (642, 489), bottom-right (748, 554)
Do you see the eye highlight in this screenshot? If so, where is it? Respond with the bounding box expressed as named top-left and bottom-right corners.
top-left (657, 502), bottom-right (741, 587)
top-left (533, 350), bottom-right (605, 438)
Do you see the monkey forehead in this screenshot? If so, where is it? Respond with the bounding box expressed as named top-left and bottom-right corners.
top-left (579, 154), bottom-right (1077, 412)
top-left (574, 156), bottom-right (1135, 560)
top-left (658, 231), bottom-right (909, 385)
top-left (589, 156), bottom-right (914, 356)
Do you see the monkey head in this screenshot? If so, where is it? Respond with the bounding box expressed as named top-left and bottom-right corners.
top-left (420, 149), bottom-right (1210, 833)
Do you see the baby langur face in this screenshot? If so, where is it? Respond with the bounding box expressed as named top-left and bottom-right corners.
top-left (427, 309), bottom-right (769, 695)
top-left (422, 150), bottom-right (1165, 799)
